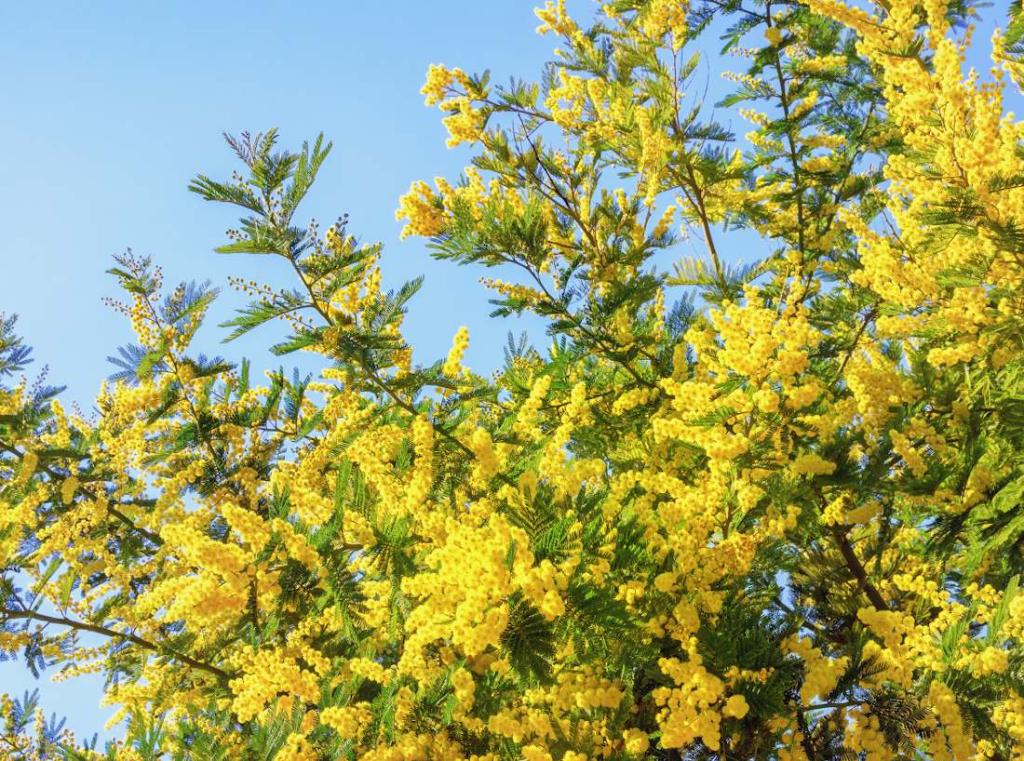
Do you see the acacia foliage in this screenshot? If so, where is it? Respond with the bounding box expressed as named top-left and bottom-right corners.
top-left (4, 0), bottom-right (1024, 758)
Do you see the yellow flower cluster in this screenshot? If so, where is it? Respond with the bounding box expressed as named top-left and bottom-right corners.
top-left (228, 646), bottom-right (320, 722)
top-left (395, 180), bottom-right (446, 239)
top-left (514, 374), bottom-right (552, 442)
top-left (321, 703), bottom-right (372, 740)
top-left (443, 325), bottom-right (470, 378)
top-left (640, 0), bottom-right (690, 51)
top-left (468, 426), bottom-right (500, 486)
top-left (535, 0), bottom-right (577, 37)
top-left (786, 636), bottom-right (849, 703)
top-left (7, 1), bottom-right (1024, 759)
top-left (518, 558), bottom-right (568, 621)
top-left (421, 63), bottom-right (471, 106)
top-left (653, 652), bottom-right (729, 750)
top-left (400, 513), bottom-right (528, 676)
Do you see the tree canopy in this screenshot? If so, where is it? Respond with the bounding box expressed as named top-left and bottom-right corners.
top-left (4, 0), bottom-right (1024, 758)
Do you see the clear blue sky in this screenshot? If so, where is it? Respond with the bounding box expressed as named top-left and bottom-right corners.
top-left (0, 0), bottom-right (1013, 744)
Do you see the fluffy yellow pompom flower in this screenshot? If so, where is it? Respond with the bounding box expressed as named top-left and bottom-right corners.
top-left (723, 694), bottom-right (750, 719)
top-left (622, 727), bottom-right (650, 754)
top-left (443, 325), bottom-right (470, 377)
top-left (395, 180), bottom-right (447, 239)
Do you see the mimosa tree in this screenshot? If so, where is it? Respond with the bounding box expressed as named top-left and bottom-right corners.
top-left (4, 0), bottom-right (1024, 758)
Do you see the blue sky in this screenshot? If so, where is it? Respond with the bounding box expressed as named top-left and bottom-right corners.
top-left (0, 1), bottom-right (577, 412)
top-left (0, 0), bottom-right (1015, 744)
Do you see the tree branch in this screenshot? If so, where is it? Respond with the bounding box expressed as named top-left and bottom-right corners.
top-left (1, 607), bottom-right (230, 681)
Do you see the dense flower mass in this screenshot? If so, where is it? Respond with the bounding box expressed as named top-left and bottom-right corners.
top-left (4, 0), bottom-right (1024, 759)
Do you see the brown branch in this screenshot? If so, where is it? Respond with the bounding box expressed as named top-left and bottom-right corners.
top-left (830, 527), bottom-right (888, 610)
top-left (1, 607), bottom-right (230, 681)
top-left (106, 504), bottom-right (163, 546)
